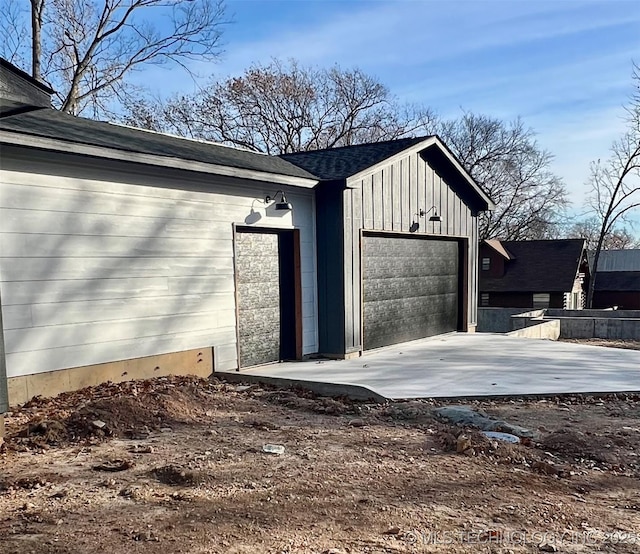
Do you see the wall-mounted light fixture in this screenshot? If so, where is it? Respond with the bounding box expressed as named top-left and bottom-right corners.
top-left (265, 190), bottom-right (292, 211)
top-left (419, 206), bottom-right (443, 222)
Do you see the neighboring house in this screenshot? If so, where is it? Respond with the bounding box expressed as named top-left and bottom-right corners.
top-left (478, 239), bottom-right (589, 309)
top-left (0, 58), bottom-right (493, 411)
top-left (590, 249), bottom-right (640, 309)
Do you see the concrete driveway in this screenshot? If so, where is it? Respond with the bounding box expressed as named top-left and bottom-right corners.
top-left (239, 334), bottom-right (640, 399)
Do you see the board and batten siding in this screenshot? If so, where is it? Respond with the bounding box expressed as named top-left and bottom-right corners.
top-left (0, 149), bottom-right (318, 378)
top-left (343, 150), bottom-right (479, 352)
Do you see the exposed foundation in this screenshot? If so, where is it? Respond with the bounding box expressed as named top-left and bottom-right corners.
top-left (7, 348), bottom-right (214, 407)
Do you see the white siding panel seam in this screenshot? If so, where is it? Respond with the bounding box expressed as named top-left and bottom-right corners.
top-left (6, 323), bottom-right (238, 355)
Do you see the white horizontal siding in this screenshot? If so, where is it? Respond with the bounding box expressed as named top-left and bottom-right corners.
top-left (0, 257), bottom-right (235, 281)
top-left (3, 293), bottom-right (235, 329)
top-left (0, 154), bottom-right (318, 378)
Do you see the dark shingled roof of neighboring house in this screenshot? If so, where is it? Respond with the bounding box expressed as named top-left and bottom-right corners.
top-left (280, 136), bottom-right (429, 180)
top-left (595, 271), bottom-right (640, 291)
top-left (0, 107), bottom-right (317, 180)
top-left (480, 239), bottom-right (587, 293)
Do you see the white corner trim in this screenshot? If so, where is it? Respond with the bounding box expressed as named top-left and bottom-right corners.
top-left (0, 131), bottom-right (319, 189)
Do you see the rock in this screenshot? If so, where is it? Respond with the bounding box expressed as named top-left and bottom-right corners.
top-left (128, 445), bottom-right (153, 454)
top-left (91, 420), bottom-right (106, 429)
top-left (434, 405), bottom-right (535, 438)
top-left (457, 434), bottom-right (472, 453)
top-left (133, 529), bottom-right (159, 542)
top-left (538, 543), bottom-right (558, 552)
top-left (348, 418), bottom-right (365, 428)
top-left (262, 444), bottom-right (285, 455)
top-left (383, 526), bottom-right (401, 535)
top-left (482, 431), bottom-right (520, 443)
top-left (92, 459), bottom-right (134, 472)
top-left (532, 460), bottom-right (563, 477)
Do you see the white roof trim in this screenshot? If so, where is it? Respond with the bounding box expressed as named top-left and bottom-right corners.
top-left (0, 131), bottom-right (319, 189)
top-left (345, 136), bottom-right (495, 210)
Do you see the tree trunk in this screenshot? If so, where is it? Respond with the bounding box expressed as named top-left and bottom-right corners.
top-left (30, 0), bottom-right (43, 80)
top-left (586, 229), bottom-right (606, 308)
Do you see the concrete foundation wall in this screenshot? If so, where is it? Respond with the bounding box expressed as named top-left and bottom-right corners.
top-left (546, 309), bottom-right (640, 319)
top-left (479, 308), bottom-right (640, 340)
top-left (544, 309), bottom-right (640, 339)
top-left (7, 347), bottom-right (212, 406)
top-left (507, 319), bottom-right (560, 340)
top-left (477, 308), bottom-right (532, 333)
top-left (555, 317), bottom-right (640, 340)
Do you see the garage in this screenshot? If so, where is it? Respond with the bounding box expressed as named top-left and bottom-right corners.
top-left (362, 234), bottom-right (461, 350)
top-left (235, 228), bottom-right (299, 368)
top-left (281, 136), bottom-right (494, 357)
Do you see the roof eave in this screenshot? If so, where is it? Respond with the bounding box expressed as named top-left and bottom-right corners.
top-left (0, 130), bottom-right (319, 188)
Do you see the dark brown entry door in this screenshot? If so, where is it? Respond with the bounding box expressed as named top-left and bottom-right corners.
top-left (362, 235), bottom-right (460, 350)
top-left (235, 228), bottom-right (298, 368)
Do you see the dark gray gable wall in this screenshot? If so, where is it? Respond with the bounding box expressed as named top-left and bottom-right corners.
top-left (316, 146), bottom-right (482, 356)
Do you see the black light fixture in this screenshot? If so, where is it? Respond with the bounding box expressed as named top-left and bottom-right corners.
top-left (265, 190), bottom-right (292, 211)
top-left (419, 205), bottom-right (443, 222)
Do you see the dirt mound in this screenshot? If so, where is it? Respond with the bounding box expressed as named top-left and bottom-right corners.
top-left (6, 376), bottom-right (226, 449)
top-left (540, 428), bottom-right (635, 468)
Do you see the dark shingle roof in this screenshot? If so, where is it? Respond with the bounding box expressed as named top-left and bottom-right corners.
top-left (0, 108), bottom-right (316, 180)
top-left (279, 136), bottom-right (429, 180)
top-left (480, 239), bottom-right (586, 293)
top-left (595, 271), bottom-right (640, 291)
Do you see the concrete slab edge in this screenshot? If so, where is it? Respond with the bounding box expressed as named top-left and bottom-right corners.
top-left (390, 389), bottom-right (640, 402)
top-left (213, 371), bottom-right (388, 403)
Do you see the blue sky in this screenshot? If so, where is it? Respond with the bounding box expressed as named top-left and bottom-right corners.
top-left (139, 0), bottom-right (640, 214)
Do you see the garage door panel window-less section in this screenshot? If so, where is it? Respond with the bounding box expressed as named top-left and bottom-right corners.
top-left (362, 234), bottom-right (462, 350)
top-left (235, 228), bottom-right (300, 369)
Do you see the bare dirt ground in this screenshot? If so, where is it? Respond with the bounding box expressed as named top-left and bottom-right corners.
top-left (560, 339), bottom-right (640, 351)
top-left (1, 376), bottom-right (639, 553)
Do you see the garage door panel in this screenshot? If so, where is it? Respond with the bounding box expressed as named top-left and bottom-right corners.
top-left (363, 235), bottom-right (460, 350)
top-left (364, 293), bottom-right (458, 324)
top-left (364, 275), bottom-right (458, 302)
top-left (364, 255), bottom-right (458, 279)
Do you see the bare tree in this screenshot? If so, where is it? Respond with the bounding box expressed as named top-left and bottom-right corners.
top-left (564, 216), bottom-right (638, 250)
top-left (1, 0), bottom-right (228, 116)
top-left (585, 64), bottom-right (640, 307)
top-left (123, 62), bottom-right (564, 242)
top-left (435, 113), bottom-right (568, 240)
top-left (123, 59), bottom-right (436, 154)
